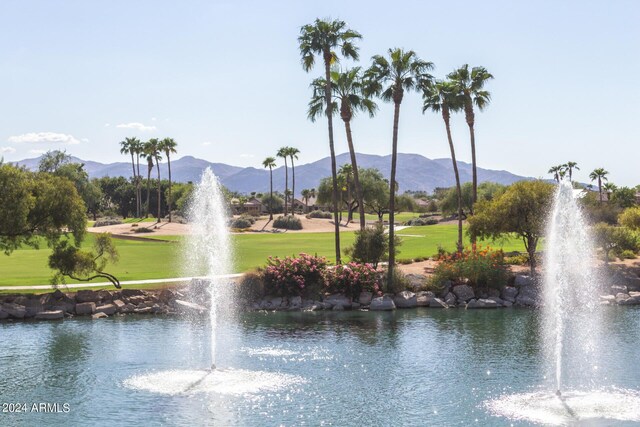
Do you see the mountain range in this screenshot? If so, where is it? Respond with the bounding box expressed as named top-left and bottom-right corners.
top-left (14, 152), bottom-right (530, 195)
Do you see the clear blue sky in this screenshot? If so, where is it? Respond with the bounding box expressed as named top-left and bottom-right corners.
top-left (1, 0), bottom-right (638, 186)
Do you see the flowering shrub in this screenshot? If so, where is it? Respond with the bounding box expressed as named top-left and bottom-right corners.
top-left (430, 245), bottom-right (508, 290)
top-left (263, 253), bottom-right (328, 296)
top-left (325, 262), bottom-right (382, 299)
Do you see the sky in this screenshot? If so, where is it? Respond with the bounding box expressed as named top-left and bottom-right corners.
top-left (0, 0), bottom-right (638, 186)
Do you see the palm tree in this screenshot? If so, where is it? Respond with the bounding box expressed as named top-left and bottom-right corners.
top-left (364, 48), bottom-right (433, 289)
top-left (299, 18), bottom-right (362, 264)
top-left (132, 139), bottom-right (143, 217)
top-left (589, 168), bottom-right (609, 203)
top-left (548, 165), bottom-right (563, 183)
top-left (142, 141), bottom-right (155, 217)
top-left (447, 65), bottom-right (493, 207)
top-left (603, 182), bottom-right (617, 200)
top-left (277, 147), bottom-right (290, 215)
top-left (422, 80), bottom-right (464, 254)
top-left (301, 189), bottom-right (312, 210)
top-left (119, 137), bottom-right (141, 217)
top-left (262, 157), bottom-right (277, 220)
top-left (308, 66), bottom-right (377, 231)
top-left (287, 147), bottom-right (300, 215)
top-left (563, 161), bottom-right (580, 182)
top-left (159, 138), bottom-right (178, 222)
top-left (144, 138), bottom-right (162, 220)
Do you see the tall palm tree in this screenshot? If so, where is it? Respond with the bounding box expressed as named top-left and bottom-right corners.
top-left (159, 138), bottom-right (178, 222)
top-left (299, 18), bottom-right (362, 264)
top-left (262, 156), bottom-right (277, 220)
top-left (308, 66), bottom-right (377, 230)
top-left (447, 64), bottom-right (493, 208)
top-left (287, 147), bottom-right (300, 214)
top-left (132, 139), bottom-right (143, 217)
top-left (142, 141), bottom-right (155, 217)
top-left (563, 161), bottom-right (580, 182)
top-left (589, 168), bottom-right (609, 203)
top-left (364, 48), bottom-right (433, 289)
top-left (548, 165), bottom-right (563, 183)
top-left (144, 138), bottom-right (162, 220)
top-left (422, 80), bottom-right (464, 254)
top-left (119, 137), bottom-right (141, 217)
top-left (277, 147), bottom-right (290, 215)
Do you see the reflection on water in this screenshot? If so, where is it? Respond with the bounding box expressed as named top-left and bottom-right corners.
top-left (0, 308), bottom-right (639, 426)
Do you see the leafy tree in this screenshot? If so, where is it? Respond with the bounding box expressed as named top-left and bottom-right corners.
top-left (52, 162), bottom-right (102, 220)
top-left (447, 64), bottom-right (493, 205)
top-left (49, 233), bottom-right (121, 288)
top-left (159, 137), bottom-right (178, 222)
top-left (38, 150), bottom-right (71, 173)
top-left (261, 194), bottom-right (283, 214)
top-left (262, 157), bottom-right (277, 220)
top-left (440, 182), bottom-right (506, 218)
top-left (345, 222), bottom-right (400, 268)
top-left (593, 223), bottom-right (640, 263)
top-left (168, 182), bottom-right (193, 217)
top-left (619, 206), bottom-right (640, 231)
top-left (589, 168), bottom-right (609, 203)
top-left (364, 47), bottom-right (433, 288)
top-left (299, 18), bottom-right (362, 264)
top-left (0, 163), bottom-right (86, 254)
top-left (395, 194), bottom-right (417, 212)
top-left (468, 180), bottom-right (555, 275)
top-left (422, 79), bottom-right (464, 253)
top-left (308, 66), bottom-right (376, 230)
top-left (360, 168), bottom-right (391, 221)
top-left (611, 186), bottom-right (637, 209)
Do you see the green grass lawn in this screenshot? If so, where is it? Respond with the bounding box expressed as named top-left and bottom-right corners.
top-left (0, 224), bottom-right (528, 289)
top-left (340, 211), bottom-right (423, 223)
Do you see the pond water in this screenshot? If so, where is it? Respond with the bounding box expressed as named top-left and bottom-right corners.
top-left (1, 308), bottom-right (639, 426)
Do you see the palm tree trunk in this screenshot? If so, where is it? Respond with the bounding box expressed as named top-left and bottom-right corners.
top-left (269, 167), bottom-right (274, 220)
top-left (324, 57), bottom-right (341, 264)
top-left (291, 156), bottom-right (296, 215)
top-left (598, 177), bottom-right (603, 203)
top-left (130, 152), bottom-right (137, 217)
top-left (444, 108), bottom-right (464, 254)
top-left (167, 154), bottom-right (172, 222)
top-left (344, 120), bottom-right (366, 230)
top-left (136, 155), bottom-right (141, 218)
top-left (146, 166), bottom-right (152, 217)
top-left (155, 157), bottom-right (161, 221)
top-left (387, 101), bottom-right (401, 291)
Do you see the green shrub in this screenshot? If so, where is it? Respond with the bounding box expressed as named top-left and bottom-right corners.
top-left (231, 217), bottom-right (253, 229)
top-left (345, 222), bottom-right (400, 268)
top-left (504, 253), bottom-right (529, 265)
top-left (430, 246), bottom-right (508, 290)
top-left (306, 210), bottom-right (332, 219)
top-left (397, 258), bottom-right (414, 265)
top-left (619, 206), bottom-right (640, 231)
top-left (262, 253), bottom-right (328, 297)
top-left (383, 268), bottom-right (410, 294)
top-left (236, 271), bottom-right (265, 301)
top-left (133, 227), bottom-right (153, 233)
top-left (619, 249), bottom-right (637, 260)
top-left (273, 215), bottom-right (303, 230)
top-left (325, 262), bottom-right (382, 299)
top-left (594, 223), bottom-right (640, 262)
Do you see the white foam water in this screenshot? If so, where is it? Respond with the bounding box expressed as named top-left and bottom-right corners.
top-left (124, 368), bottom-right (305, 396)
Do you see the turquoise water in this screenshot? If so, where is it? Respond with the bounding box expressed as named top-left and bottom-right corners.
top-left (1, 308), bottom-right (639, 426)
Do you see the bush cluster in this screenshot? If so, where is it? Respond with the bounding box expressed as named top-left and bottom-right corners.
top-left (306, 210), bottom-right (332, 219)
top-left (325, 262), bottom-right (382, 299)
top-left (263, 253), bottom-right (328, 296)
top-left (273, 215), bottom-right (303, 230)
top-left (345, 222), bottom-right (399, 268)
top-left (231, 215), bottom-right (256, 229)
top-left (504, 252), bottom-right (529, 265)
top-left (404, 217), bottom-right (438, 226)
top-left (430, 245), bottom-right (508, 290)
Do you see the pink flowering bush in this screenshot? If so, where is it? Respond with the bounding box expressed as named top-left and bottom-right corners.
top-left (325, 262), bottom-right (382, 299)
top-left (263, 253), bottom-right (328, 297)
